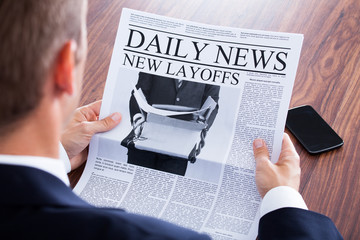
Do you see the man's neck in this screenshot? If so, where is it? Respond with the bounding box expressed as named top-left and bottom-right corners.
top-left (0, 106), bottom-right (60, 158)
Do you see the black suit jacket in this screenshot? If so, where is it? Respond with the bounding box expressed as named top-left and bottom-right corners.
top-left (0, 164), bottom-right (343, 239)
top-left (130, 72), bottom-right (220, 129)
top-left (258, 207), bottom-right (343, 240)
top-left (0, 164), bottom-right (210, 240)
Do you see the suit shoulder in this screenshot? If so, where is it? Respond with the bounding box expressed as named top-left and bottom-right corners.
top-left (2, 205), bottom-right (210, 240)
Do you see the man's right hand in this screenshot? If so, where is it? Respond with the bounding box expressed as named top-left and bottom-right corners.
top-left (253, 133), bottom-right (301, 198)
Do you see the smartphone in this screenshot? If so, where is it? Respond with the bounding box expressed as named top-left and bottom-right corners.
top-left (285, 105), bottom-right (344, 154)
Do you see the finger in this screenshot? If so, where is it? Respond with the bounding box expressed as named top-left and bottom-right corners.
top-left (84, 100), bottom-right (103, 116)
top-left (277, 133), bottom-right (300, 166)
top-left (282, 133), bottom-right (297, 153)
top-left (253, 138), bottom-right (271, 167)
top-left (76, 100), bottom-right (103, 121)
top-left (87, 112), bottom-right (122, 134)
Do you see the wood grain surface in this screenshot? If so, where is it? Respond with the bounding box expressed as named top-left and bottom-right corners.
top-left (69, 0), bottom-right (360, 238)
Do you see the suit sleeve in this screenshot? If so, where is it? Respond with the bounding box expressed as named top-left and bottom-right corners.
top-left (203, 84), bottom-right (220, 129)
top-left (258, 207), bottom-right (343, 240)
top-left (129, 72), bottom-right (153, 124)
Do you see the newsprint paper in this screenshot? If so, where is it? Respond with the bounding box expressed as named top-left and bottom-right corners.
top-left (74, 8), bottom-right (303, 240)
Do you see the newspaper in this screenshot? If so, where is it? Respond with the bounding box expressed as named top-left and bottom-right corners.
top-left (74, 8), bottom-right (303, 240)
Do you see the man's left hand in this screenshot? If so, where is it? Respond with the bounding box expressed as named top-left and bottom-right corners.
top-left (61, 100), bottom-right (121, 171)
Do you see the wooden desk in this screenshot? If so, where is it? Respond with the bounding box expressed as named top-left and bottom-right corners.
top-left (69, 0), bottom-right (360, 238)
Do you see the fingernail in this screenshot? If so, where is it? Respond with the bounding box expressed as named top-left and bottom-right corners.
top-left (254, 139), bottom-right (264, 149)
top-left (111, 112), bottom-right (121, 122)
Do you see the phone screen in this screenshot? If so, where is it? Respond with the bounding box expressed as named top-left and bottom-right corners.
top-left (286, 105), bottom-right (343, 154)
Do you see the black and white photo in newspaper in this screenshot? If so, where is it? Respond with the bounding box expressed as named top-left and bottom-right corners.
top-left (74, 8), bottom-right (303, 240)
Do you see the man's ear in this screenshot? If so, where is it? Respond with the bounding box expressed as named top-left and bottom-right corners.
top-left (53, 40), bottom-right (77, 95)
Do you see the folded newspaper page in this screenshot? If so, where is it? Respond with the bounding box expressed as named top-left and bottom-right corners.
top-left (74, 8), bottom-right (303, 240)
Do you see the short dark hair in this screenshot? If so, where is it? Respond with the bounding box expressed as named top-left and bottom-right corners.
top-left (0, 0), bottom-right (85, 134)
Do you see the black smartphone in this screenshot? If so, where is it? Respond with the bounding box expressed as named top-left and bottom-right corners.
top-left (285, 105), bottom-right (344, 154)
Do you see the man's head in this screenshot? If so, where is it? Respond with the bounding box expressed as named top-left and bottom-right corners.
top-left (0, 0), bottom-right (87, 135)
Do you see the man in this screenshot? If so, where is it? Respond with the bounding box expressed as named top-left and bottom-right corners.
top-left (0, 0), bottom-right (342, 239)
top-left (0, 1), bottom-right (207, 239)
top-left (125, 72), bottom-right (220, 176)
